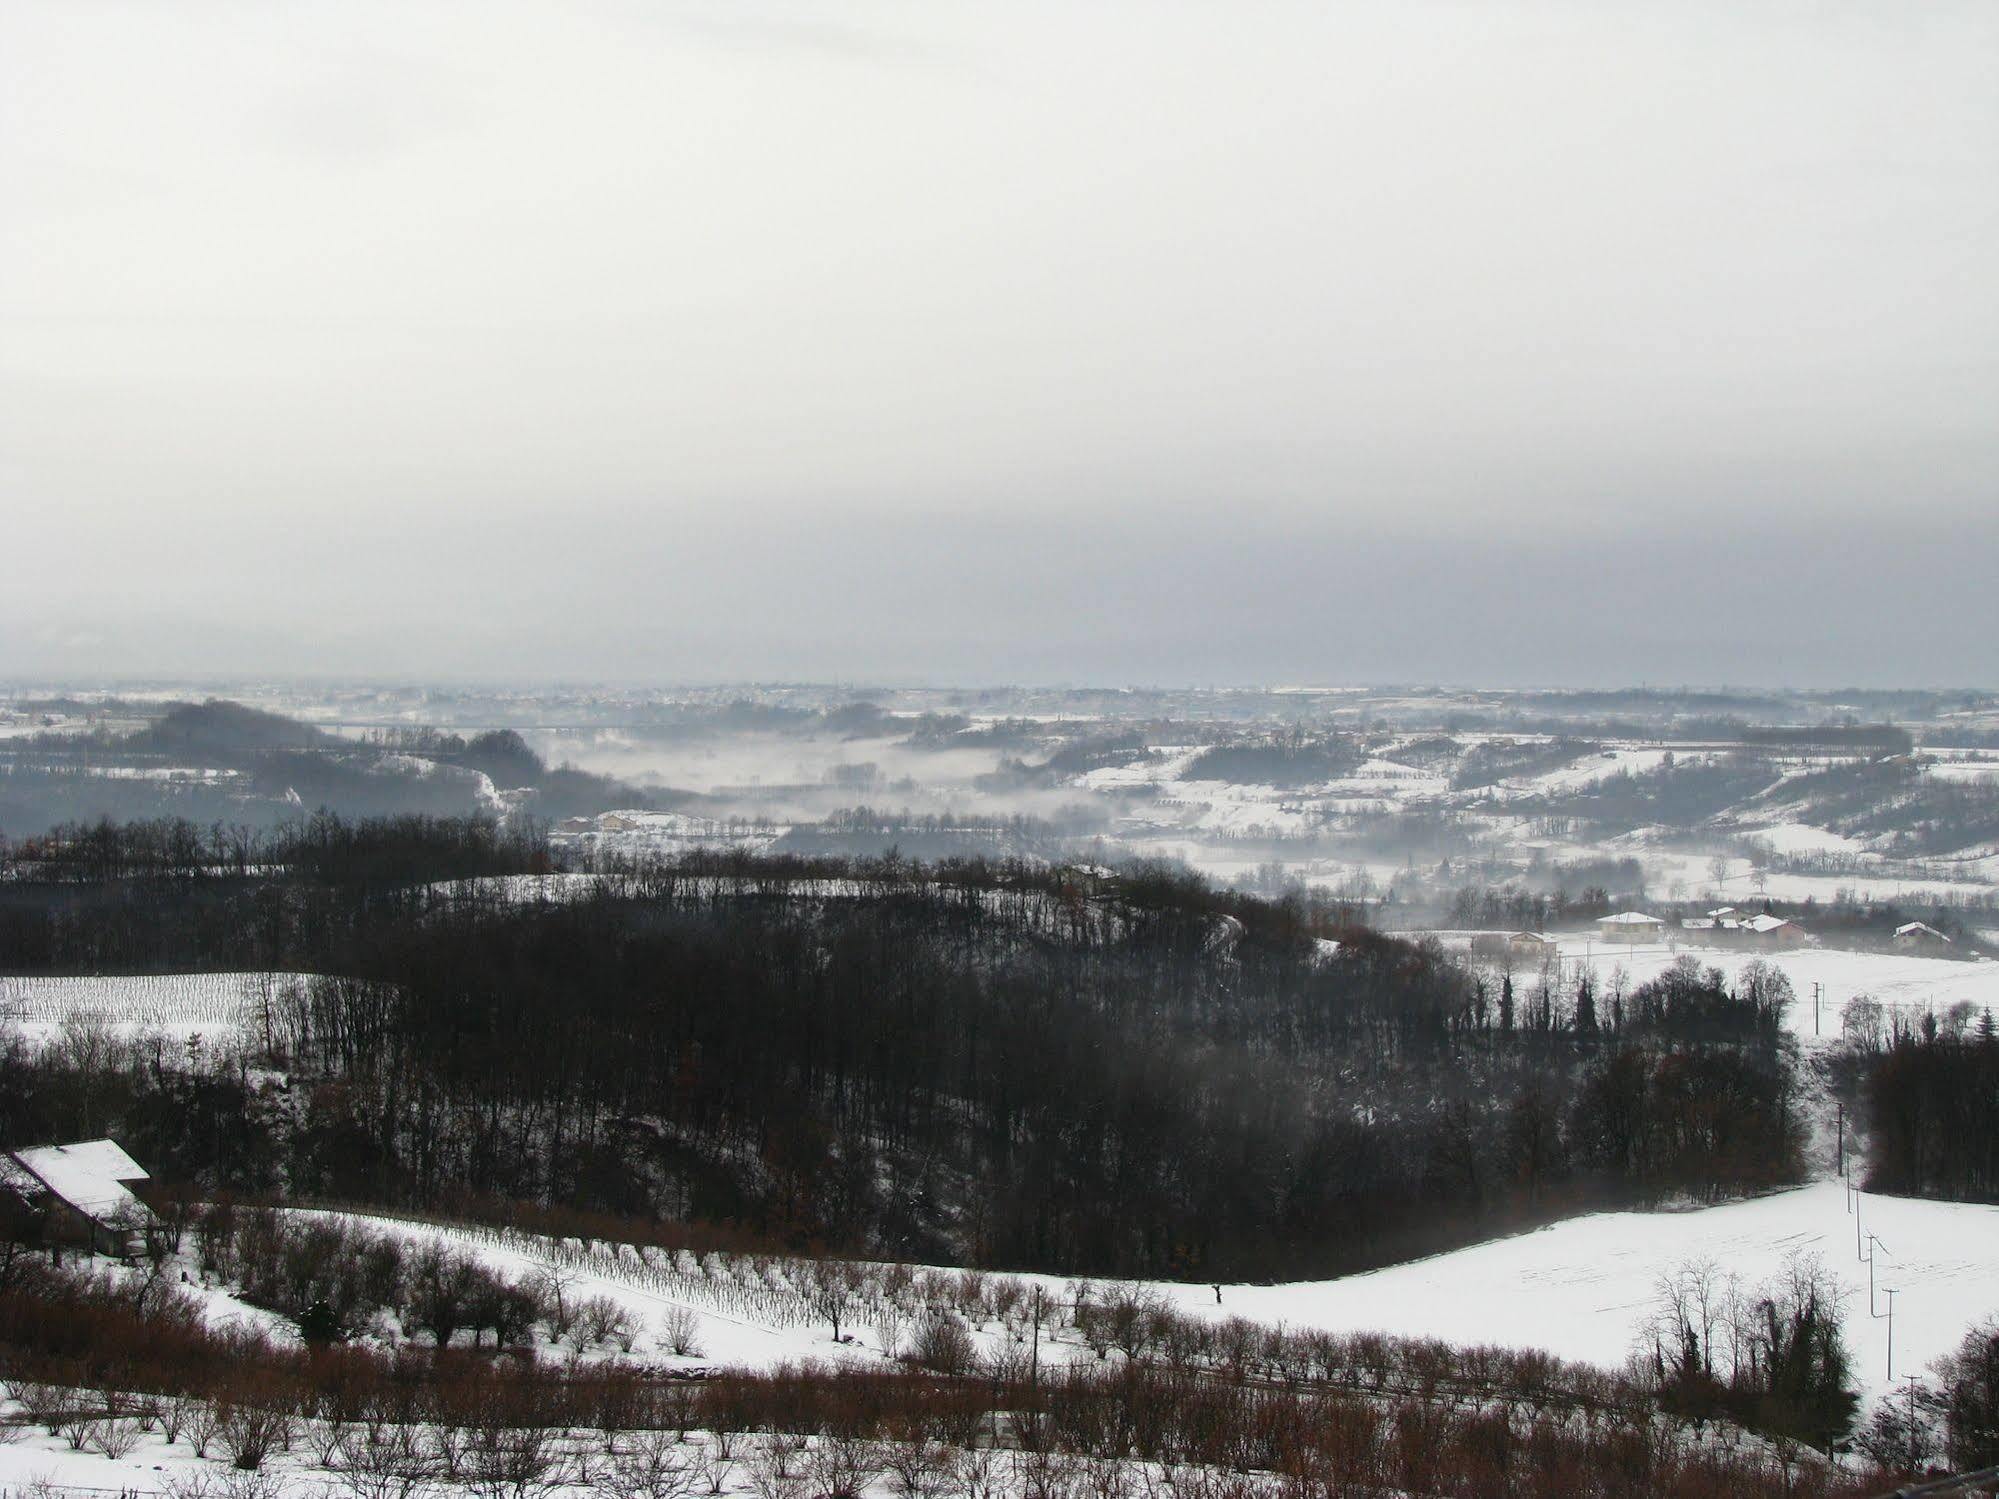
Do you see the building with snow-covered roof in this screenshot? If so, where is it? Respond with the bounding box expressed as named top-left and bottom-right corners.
top-left (3, 1139), bottom-right (157, 1258)
top-left (1596, 911), bottom-right (1664, 943)
top-left (1744, 913), bottom-right (1810, 950)
top-left (1894, 921), bottom-right (1953, 953)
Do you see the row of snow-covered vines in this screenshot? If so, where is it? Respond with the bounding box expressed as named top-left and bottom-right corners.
top-left (0, 972), bottom-right (276, 1032)
top-left (237, 1202), bottom-right (1869, 1455)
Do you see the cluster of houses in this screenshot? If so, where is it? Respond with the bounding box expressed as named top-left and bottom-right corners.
top-left (1591, 911), bottom-right (1956, 954)
top-left (1676, 908), bottom-right (1814, 949)
top-left (1470, 909), bottom-right (1819, 963)
top-left (0, 1138), bottom-right (158, 1259)
top-left (1470, 911), bottom-right (1962, 965)
top-left (1587, 908), bottom-right (1813, 950)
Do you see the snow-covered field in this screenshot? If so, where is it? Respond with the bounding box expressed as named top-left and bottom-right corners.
top-left (0, 971), bottom-right (314, 1047)
top-left (1735, 822), bottom-right (1867, 858)
top-left (1173, 1182), bottom-right (1998, 1411)
top-left (1531, 942), bottom-right (1999, 1042)
top-left (1492, 746), bottom-right (1676, 799)
top-left (4, 1181), bottom-right (1987, 1495)
top-left (281, 1208), bottom-right (867, 1374)
top-left (1644, 852), bottom-right (1999, 908)
top-left (265, 1185), bottom-right (1999, 1419)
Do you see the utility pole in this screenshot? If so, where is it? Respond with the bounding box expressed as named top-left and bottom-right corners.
top-left (1836, 1099), bottom-right (1844, 1177)
top-left (1885, 1288), bottom-right (1898, 1380)
top-left (1864, 1233), bottom-right (1890, 1317)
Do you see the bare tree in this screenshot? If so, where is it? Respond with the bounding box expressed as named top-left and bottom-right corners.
top-left (334, 1424), bottom-right (438, 1499)
top-left (577, 1294), bottom-right (634, 1351)
top-left (810, 1433), bottom-right (884, 1499)
top-left (915, 1312), bottom-right (977, 1375)
top-left (604, 1429), bottom-right (698, 1499)
top-left (882, 1438), bottom-right (949, 1499)
top-left (805, 1260), bottom-right (861, 1342)
top-left (875, 1299), bottom-right (910, 1360)
top-left (696, 1444), bottom-right (736, 1497)
top-left (86, 1416), bottom-right (142, 1459)
top-left (946, 1447), bottom-right (1008, 1499)
top-left (745, 1433), bottom-right (810, 1499)
top-left (661, 1304), bottom-right (706, 1358)
top-left (218, 1399), bottom-right (294, 1471)
top-left (467, 1420), bottom-right (564, 1499)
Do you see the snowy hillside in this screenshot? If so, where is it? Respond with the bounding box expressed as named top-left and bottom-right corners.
top-left (1172, 1182), bottom-right (1998, 1412)
top-left (272, 1184), bottom-right (1997, 1422)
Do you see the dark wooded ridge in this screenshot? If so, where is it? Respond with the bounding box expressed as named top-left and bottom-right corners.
top-left (4, 815), bottom-right (1802, 1282)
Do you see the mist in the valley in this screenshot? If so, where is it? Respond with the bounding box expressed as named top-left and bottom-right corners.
top-left (531, 729), bottom-right (989, 795)
top-left (533, 726), bottom-right (1092, 824)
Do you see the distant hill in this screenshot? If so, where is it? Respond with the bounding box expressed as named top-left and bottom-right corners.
top-left (122, 699), bottom-right (331, 758)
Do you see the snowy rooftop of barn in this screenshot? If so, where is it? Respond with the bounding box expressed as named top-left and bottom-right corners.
top-left (8, 1140), bottom-right (151, 1222)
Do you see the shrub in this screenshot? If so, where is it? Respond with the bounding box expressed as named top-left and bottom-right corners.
top-left (914, 1315), bottom-right (976, 1377)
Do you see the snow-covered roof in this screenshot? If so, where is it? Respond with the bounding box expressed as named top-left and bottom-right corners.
top-left (1599, 911), bottom-right (1663, 925)
top-left (1896, 921), bottom-right (1950, 941)
top-left (8, 1139), bottom-right (151, 1222)
top-left (1746, 914), bottom-right (1799, 933)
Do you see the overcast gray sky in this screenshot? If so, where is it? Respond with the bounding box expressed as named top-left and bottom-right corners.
top-left (3, 0), bottom-right (1995, 686)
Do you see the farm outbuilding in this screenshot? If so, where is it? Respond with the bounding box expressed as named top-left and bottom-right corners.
top-left (1893, 921), bottom-right (1953, 953)
top-left (2, 1139), bottom-right (158, 1258)
top-left (1509, 931), bottom-right (1559, 959)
